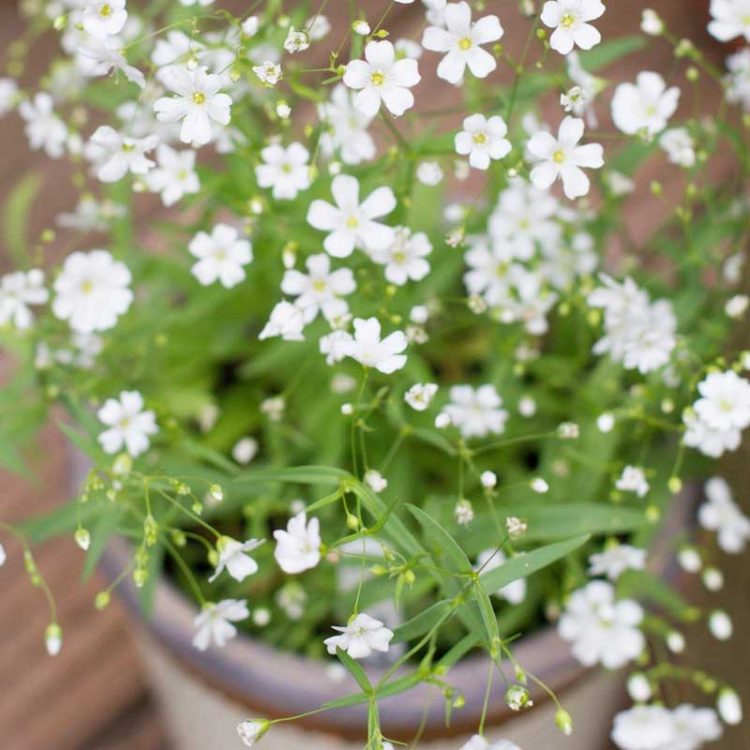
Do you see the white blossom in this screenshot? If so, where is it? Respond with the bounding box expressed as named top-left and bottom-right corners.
top-left (19, 93), bottom-right (68, 158)
top-left (76, 36), bottom-right (145, 89)
top-left (616, 466), bottom-right (650, 498)
top-left (236, 720), bottom-right (269, 747)
top-left (369, 226), bottom-right (432, 285)
top-left (698, 476), bottom-right (750, 553)
top-left (81, 0), bottom-right (127, 38)
top-left (460, 736), bottom-right (521, 750)
top-left (404, 382), bottom-right (438, 411)
top-left (318, 84), bottom-right (376, 165)
top-left (259, 301), bottom-right (306, 342)
top-left (189, 223), bottom-right (252, 288)
top-left (541, 0), bottom-right (605, 55)
top-left (192, 599), bottom-right (249, 650)
top-left (209, 537), bottom-right (264, 583)
top-left (588, 545), bottom-right (647, 581)
top-left (0, 270), bottom-right (49, 330)
top-left (145, 144), bottom-right (200, 206)
top-left (455, 114), bottom-right (511, 170)
top-left (273, 512), bottom-right (321, 574)
top-left (718, 689), bottom-right (743, 725)
top-left (475, 549), bottom-right (526, 604)
top-left (660, 127), bottom-right (696, 167)
top-left (611, 72), bottom-right (680, 137)
top-left (439, 384), bottom-right (508, 439)
top-left (693, 370), bottom-right (750, 432)
top-left (342, 317), bottom-right (408, 374)
top-left (281, 253), bottom-right (355, 323)
top-left (256, 142), bottom-right (311, 200)
top-left (422, 1), bottom-right (504, 84)
top-left (84, 125), bottom-right (157, 183)
top-left (98, 390), bottom-right (158, 457)
top-left (324, 613), bottom-right (393, 659)
top-left (709, 0), bottom-right (750, 43)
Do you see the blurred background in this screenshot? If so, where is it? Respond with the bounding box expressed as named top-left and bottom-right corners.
top-left (1, 0), bottom-right (748, 748)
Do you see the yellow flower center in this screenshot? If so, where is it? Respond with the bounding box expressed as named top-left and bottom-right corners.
top-left (561, 12), bottom-right (575, 27)
top-left (192, 91), bottom-right (206, 105)
top-left (553, 149), bottom-right (566, 164)
top-left (473, 132), bottom-right (487, 145)
top-left (313, 279), bottom-right (327, 292)
top-left (370, 71), bottom-right (385, 87)
top-left (281, 163), bottom-right (292, 173)
top-left (80, 279), bottom-right (94, 294)
top-left (346, 215), bottom-right (360, 229)
top-left (393, 250), bottom-right (407, 264)
top-left (99, 3), bottom-right (111, 17)
top-left (458, 37), bottom-right (472, 51)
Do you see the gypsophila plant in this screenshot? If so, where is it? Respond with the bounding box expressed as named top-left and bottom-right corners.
top-left (1, 1), bottom-right (750, 748)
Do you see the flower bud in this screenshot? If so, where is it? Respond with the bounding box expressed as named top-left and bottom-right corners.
top-left (95, 591), bottom-right (111, 610)
top-left (708, 610), bottom-right (732, 641)
top-left (555, 708), bottom-right (573, 736)
top-left (480, 471), bottom-right (497, 489)
top-left (718, 689), bottom-right (742, 725)
top-left (45, 623), bottom-right (62, 656)
top-left (237, 719), bottom-right (270, 747)
top-left (74, 528), bottom-right (90, 551)
top-left (627, 673), bottom-right (652, 702)
top-left (505, 684), bottom-right (533, 711)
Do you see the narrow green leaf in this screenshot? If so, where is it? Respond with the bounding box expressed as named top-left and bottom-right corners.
top-left (474, 581), bottom-right (500, 645)
top-left (480, 534), bottom-right (591, 593)
top-left (336, 648), bottom-right (372, 693)
top-left (391, 599), bottom-right (454, 644)
top-left (231, 465), bottom-right (349, 486)
top-left (3, 172), bottom-right (41, 266)
top-left (406, 504), bottom-right (472, 573)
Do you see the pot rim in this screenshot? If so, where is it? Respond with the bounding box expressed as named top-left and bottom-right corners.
top-left (84, 448), bottom-right (694, 741)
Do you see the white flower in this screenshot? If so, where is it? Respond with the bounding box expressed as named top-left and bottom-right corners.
top-left (405, 382), bottom-right (438, 411)
top-left (481, 470), bottom-right (497, 488)
top-left (209, 537), bottom-right (264, 583)
top-left (364, 469), bottom-right (388, 493)
top-left (611, 705), bottom-right (676, 750)
top-left (343, 317), bottom-right (408, 374)
top-left (541, 0), bottom-right (605, 55)
top-left (683, 411), bottom-right (741, 458)
top-left (559, 581), bottom-right (644, 668)
top-left (324, 613), bottom-right (393, 659)
top-left (84, 125), bottom-right (157, 183)
top-left (19, 93), bottom-right (68, 158)
top-left (284, 27), bottom-right (310, 54)
top-left (416, 161), bottom-right (443, 185)
top-left (343, 40), bottom-right (420, 117)
top-left (98, 390), bottom-right (158, 457)
top-left (725, 49), bottom-right (750, 110)
top-left (0, 542), bottom-right (5, 566)
top-left (611, 72), bottom-right (680, 137)
top-left (460, 736), bottom-right (521, 750)
top-left (236, 720), bottom-right (269, 747)
top-left (45, 623), bottom-right (63, 656)
top-left (273, 512), bottom-right (321, 574)
top-left (188, 223), bottom-right (252, 289)
top-left (281, 253), bottom-right (355, 323)
top-left (709, 0), bottom-right (750, 42)
top-left (369, 226), bottom-right (432, 285)
top-left (253, 61), bottom-right (282, 86)
top-left (616, 466), bottom-right (650, 498)
top-left (192, 599), bottom-right (249, 650)
top-left (422, 1), bottom-right (504, 85)
top-left (318, 84), bottom-right (376, 165)
top-left (588, 545), bottom-right (647, 581)
top-left (627, 674), bottom-right (652, 703)
top-left (0, 77), bottom-right (18, 116)
top-left (527, 117), bottom-right (603, 199)
top-left (718, 689), bottom-right (743, 725)
top-left (660, 127), bottom-right (696, 167)
top-left (307, 175), bottom-right (396, 258)
top-left (709, 610), bottom-right (733, 640)
top-left (698, 477), bottom-right (750, 553)
top-left (694, 370), bottom-right (750, 432)
top-left (475, 549), bottom-right (526, 604)
top-left (440, 384), bottom-right (508, 439)
top-left (0, 270), bottom-right (49, 329)
top-left (675, 705), bottom-right (723, 749)
top-left (232, 437), bottom-right (258, 465)
top-left (259, 301), bottom-right (306, 342)
top-left (455, 114), bottom-right (511, 170)
top-left (145, 144), bottom-right (200, 206)
top-left (81, 0), bottom-right (127, 38)
top-left (256, 142), bottom-right (311, 200)
top-left (641, 9), bottom-right (664, 36)
top-left (76, 35), bottom-right (145, 89)
top-left (53, 250), bottom-right (133, 333)
top-left (154, 67), bottom-right (232, 147)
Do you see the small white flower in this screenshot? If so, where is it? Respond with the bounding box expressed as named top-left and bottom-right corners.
top-left (475, 549), bottom-right (526, 604)
top-left (530, 477), bottom-right (549, 494)
top-left (0, 269), bottom-right (49, 330)
top-left (709, 610), bottom-right (733, 640)
top-left (284, 27), bottom-right (310, 54)
top-left (352, 19), bottom-right (371, 36)
top-left (81, 0), bottom-right (127, 38)
top-left (253, 61), bottom-right (282, 86)
top-left (259, 301), bottom-right (306, 342)
top-left (0, 77), bottom-right (18, 116)
top-left (678, 547), bottom-right (703, 573)
top-left (256, 142), bottom-right (311, 200)
top-left (416, 161), bottom-right (443, 185)
top-left (232, 437), bottom-right (258, 465)
top-left (725, 293), bottom-right (749, 318)
top-left (541, 0), bottom-right (605, 55)
top-left (209, 537), bottom-right (264, 583)
top-left (192, 599), bottom-right (250, 650)
top-left (683, 410), bottom-right (741, 458)
top-left (405, 383), bottom-right (438, 411)
top-left (611, 705), bottom-right (676, 750)
top-left (666, 630), bottom-right (686, 654)
top-left (324, 613), bottom-right (393, 659)
top-left (641, 9), bottom-right (664, 36)
top-left (709, 0), bottom-right (750, 43)
top-left (460, 736), bottom-right (521, 750)
top-left (718, 689), bottom-right (743, 725)
top-left (660, 127), bottom-right (696, 168)
top-left (527, 116), bottom-right (603, 199)
top-left (154, 66), bottom-right (232, 147)
top-left (611, 72), bottom-right (680, 137)
top-left (699, 476), bottom-right (750, 553)
top-left (236, 720), bottom-right (269, 747)
top-left (440, 384), bottom-right (508, 439)
top-left (455, 498), bottom-right (475, 525)
top-left (318, 85), bottom-right (376, 165)
top-left (53, 250), bottom-right (133, 333)
top-left (588, 545), bottom-right (647, 581)
top-left (189, 223), bottom-right (252, 289)
top-left (559, 580), bottom-right (644, 668)
top-left (98, 390), bottom-right (158, 457)
top-left (307, 174), bottom-right (396, 258)
top-left (695, 370), bottom-right (750, 432)
top-left (84, 125), bottom-right (157, 183)
top-left (455, 113), bottom-right (511, 170)
top-left (703, 567), bottom-right (724, 591)
top-left (480, 470), bottom-right (497, 489)
top-left (597, 413), bottom-right (615, 432)
top-left (145, 144), bottom-right (200, 206)
top-left (616, 466), bottom-right (650, 498)
top-left (273, 512), bottom-right (321, 574)
top-left (369, 226), bottom-right (432, 285)
top-left (45, 623), bottom-right (63, 656)
top-left (19, 93), bottom-right (68, 158)
top-left (627, 673), bottom-right (652, 703)
top-left (518, 396), bottom-right (537, 417)
top-left (343, 40), bottom-right (420, 117)
top-left (725, 48), bottom-right (750, 110)
top-left (422, 1), bottom-right (504, 85)
top-left (281, 253), bottom-right (355, 324)
top-left (343, 317), bottom-right (408, 374)
top-left (364, 469), bottom-right (388, 493)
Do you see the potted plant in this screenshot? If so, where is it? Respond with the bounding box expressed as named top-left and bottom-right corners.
top-left (1, 1), bottom-right (749, 749)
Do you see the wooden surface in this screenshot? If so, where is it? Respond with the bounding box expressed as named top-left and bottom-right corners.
top-left (0, 1), bottom-right (748, 749)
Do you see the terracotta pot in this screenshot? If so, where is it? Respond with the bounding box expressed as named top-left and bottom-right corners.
top-left (76, 448), bottom-right (694, 750)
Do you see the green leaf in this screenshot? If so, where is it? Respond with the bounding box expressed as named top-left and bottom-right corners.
top-left (336, 648), bottom-right (372, 694)
top-left (473, 581), bottom-right (500, 645)
top-left (406, 504), bottom-right (472, 573)
top-left (479, 534), bottom-right (591, 593)
top-left (3, 172), bottom-right (41, 266)
top-left (391, 599), bottom-right (454, 644)
top-left (231, 465), bottom-right (349, 486)
top-left (22, 500), bottom-right (103, 542)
